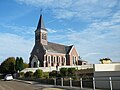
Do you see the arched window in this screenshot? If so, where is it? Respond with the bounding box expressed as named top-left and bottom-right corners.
top-left (73, 56), bottom-right (77, 65)
top-left (46, 55), bottom-right (47, 61)
top-left (48, 56), bottom-right (50, 63)
top-left (51, 56), bottom-right (53, 62)
top-left (54, 56), bottom-right (56, 63)
top-left (57, 56), bottom-right (59, 66)
top-left (61, 57), bottom-right (64, 65)
top-left (42, 33), bottom-right (47, 40)
top-left (46, 62), bottom-right (48, 67)
top-left (73, 56), bottom-right (76, 65)
top-left (44, 34), bottom-right (46, 40)
top-left (64, 58), bottom-right (66, 65)
top-left (62, 57), bottom-right (64, 62)
top-left (59, 56), bottom-right (61, 63)
top-left (51, 55), bottom-right (54, 66)
top-left (75, 57), bottom-right (77, 65)
top-left (73, 56), bottom-right (74, 64)
top-left (42, 33), bottom-right (44, 39)
top-left (57, 56), bottom-right (59, 63)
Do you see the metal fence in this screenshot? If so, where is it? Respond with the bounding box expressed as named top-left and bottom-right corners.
top-left (52, 76), bottom-right (120, 90)
top-left (19, 76), bottom-right (120, 90)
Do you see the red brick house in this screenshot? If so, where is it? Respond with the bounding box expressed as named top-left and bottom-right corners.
top-left (29, 15), bottom-right (79, 68)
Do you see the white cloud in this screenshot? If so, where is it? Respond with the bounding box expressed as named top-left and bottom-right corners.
top-left (66, 14), bottom-right (120, 63)
top-left (111, 11), bottom-right (120, 23)
top-left (0, 23), bottom-right (35, 38)
top-left (0, 33), bottom-right (34, 63)
top-left (44, 11), bottom-right (120, 63)
top-left (47, 28), bottom-right (57, 33)
top-left (10, 0), bottom-right (120, 64)
top-left (53, 9), bottom-right (76, 19)
top-left (16, 0), bottom-right (119, 20)
top-left (16, 0), bottom-right (73, 9)
top-left (83, 52), bottom-right (102, 58)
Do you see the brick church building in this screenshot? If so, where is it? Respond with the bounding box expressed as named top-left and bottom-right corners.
top-left (29, 15), bottom-right (79, 68)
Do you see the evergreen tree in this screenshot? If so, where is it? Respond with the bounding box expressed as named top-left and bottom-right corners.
top-left (19, 57), bottom-right (24, 71)
top-left (15, 57), bottom-right (19, 72)
top-left (15, 57), bottom-right (24, 72)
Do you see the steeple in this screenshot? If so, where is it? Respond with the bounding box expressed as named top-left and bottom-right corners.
top-left (37, 15), bottom-right (46, 30)
top-left (35, 14), bottom-right (48, 45)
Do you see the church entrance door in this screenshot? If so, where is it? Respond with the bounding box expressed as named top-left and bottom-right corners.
top-left (33, 62), bottom-right (37, 68)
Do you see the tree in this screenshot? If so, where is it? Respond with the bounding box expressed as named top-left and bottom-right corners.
top-left (15, 57), bottom-right (19, 72)
top-left (43, 72), bottom-right (49, 79)
top-left (15, 57), bottom-right (24, 72)
top-left (34, 69), bottom-right (43, 78)
top-left (99, 57), bottom-right (112, 64)
top-left (49, 70), bottom-right (57, 78)
top-left (0, 57), bottom-right (16, 74)
top-left (23, 62), bottom-right (29, 69)
top-left (60, 68), bottom-right (68, 77)
top-left (19, 57), bottom-right (24, 71)
top-left (68, 68), bottom-right (76, 77)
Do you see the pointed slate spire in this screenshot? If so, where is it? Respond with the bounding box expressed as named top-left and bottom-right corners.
top-left (37, 15), bottom-right (46, 30)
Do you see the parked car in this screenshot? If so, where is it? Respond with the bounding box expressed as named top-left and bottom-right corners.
top-left (4, 74), bottom-right (13, 81)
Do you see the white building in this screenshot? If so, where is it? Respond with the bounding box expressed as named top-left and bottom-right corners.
top-left (94, 64), bottom-right (120, 89)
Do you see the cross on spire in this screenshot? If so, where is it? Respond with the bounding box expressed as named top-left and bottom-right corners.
top-left (36, 9), bottom-right (47, 31)
top-left (40, 8), bottom-right (42, 15)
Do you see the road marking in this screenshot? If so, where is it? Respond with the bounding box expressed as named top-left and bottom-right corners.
top-left (0, 85), bottom-right (6, 90)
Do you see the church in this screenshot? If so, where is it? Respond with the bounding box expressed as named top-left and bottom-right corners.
top-left (29, 15), bottom-right (79, 68)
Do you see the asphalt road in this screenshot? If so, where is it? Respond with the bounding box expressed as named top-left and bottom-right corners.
top-left (0, 80), bottom-right (41, 90)
top-left (0, 80), bottom-right (66, 90)
top-left (0, 80), bottom-right (100, 90)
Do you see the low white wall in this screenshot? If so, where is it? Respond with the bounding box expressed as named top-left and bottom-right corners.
top-left (94, 64), bottom-right (120, 72)
top-left (21, 64), bottom-right (93, 73)
top-left (21, 67), bottom-right (56, 73)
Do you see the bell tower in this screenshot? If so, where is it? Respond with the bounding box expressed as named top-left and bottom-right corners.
top-left (35, 15), bottom-right (48, 45)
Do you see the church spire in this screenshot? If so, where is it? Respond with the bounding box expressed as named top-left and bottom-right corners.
top-left (37, 14), bottom-right (46, 30)
top-left (35, 14), bottom-right (48, 45)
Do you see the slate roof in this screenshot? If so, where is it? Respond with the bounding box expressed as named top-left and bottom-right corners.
top-left (36, 15), bottom-right (47, 31)
top-left (43, 42), bottom-right (73, 54)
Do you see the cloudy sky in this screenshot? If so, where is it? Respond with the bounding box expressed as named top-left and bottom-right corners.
top-left (0, 0), bottom-right (120, 64)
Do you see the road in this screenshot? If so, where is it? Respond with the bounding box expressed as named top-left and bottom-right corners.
top-left (0, 80), bottom-right (41, 90)
top-left (0, 80), bottom-right (66, 90)
top-left (0, 80), bottom-right (101, 90)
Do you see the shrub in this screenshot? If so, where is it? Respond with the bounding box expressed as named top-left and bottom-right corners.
top-left (60, 68), bottom-right (68, 77)
top-left (24, 71), bottom-right (33, 78)
top-left (19, 72), bottom-right (24, 78)
top-left (49, 70), bottom-right (57, 78)
top-left (43, 72), bottom-right (49, 79)
top-left (34, 69), bottom-right (43, 78)
top-left (68, 68), bottom-right (76, 77)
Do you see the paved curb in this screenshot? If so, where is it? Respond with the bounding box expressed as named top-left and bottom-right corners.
top-left (14, 79), bottom-right (36, 84)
